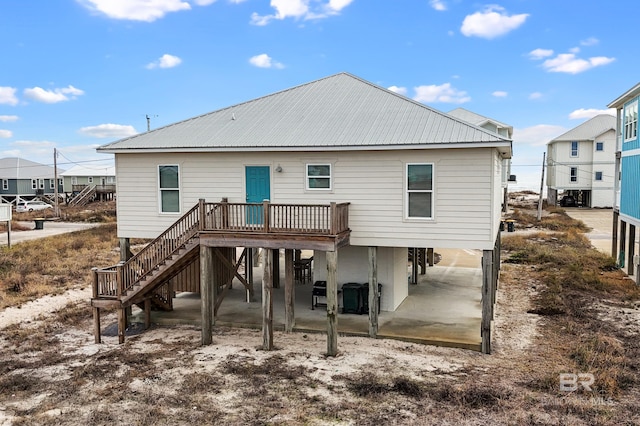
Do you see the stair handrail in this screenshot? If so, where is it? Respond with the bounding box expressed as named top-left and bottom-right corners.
top-left (119, 202), bottom-right (206, 295)
top-left (70, 184), bottom-right (96, 206)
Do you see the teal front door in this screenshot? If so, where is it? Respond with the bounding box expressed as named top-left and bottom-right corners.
top-left (245, 166), bottom-right (270, 224)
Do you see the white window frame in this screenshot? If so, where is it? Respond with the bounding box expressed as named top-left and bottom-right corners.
top-left (624, 100), bottom-right (638, 142)
top-left (88, 177), bottom-right (94, 183)
top-left (58, 178), bottom-right (63, 186)
top-left (595, 141), bottom-right (604, 152)
top-left (305, 164), bottom-right (332, 191)
top-left (405, 163), bottom-right (434, 220)
top-left (38, 179), bottom-right (44, 189)
top-left (158, 164), bottom-right (181, 214)
top-left (31, 179), bottom-right (37, 189)
top-left (570, 167), bottom-right (578, 183)
top-left (2, 179), bottom-right (7, 191)
top-left (71, 177), bottom-right (78, 185)
top-left (107, 176), bottom-right (115, 183)
top-left (49, 180), bottom-right (54, 189)
top-left (595, 171), bottom-right (603, 181)
top-left (570, 141), bottom-right (578, 157)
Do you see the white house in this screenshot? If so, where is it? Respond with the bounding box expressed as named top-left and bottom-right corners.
top-left (91, 73), bottom-right (511, 354)
top-left (546, 114), bottom-right (616, 208)
top-left (448, 108), bottom-right (514, 211)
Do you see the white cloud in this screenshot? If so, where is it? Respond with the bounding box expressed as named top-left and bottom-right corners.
top-left (192, 0), bottom-right (216, 4)
top-left (0, 115), bottom-right (19, 122)
top-left (513, 124), bottom-right (568, 146)
top-left (461, 6), bottom-right (528, 39)
top-left (79, 123), bottom-right (138, 138)
top-left (250, 0), bottom-right (354, 25)
top-left (249, 54), bottom-right (284, 69)
top-left (568, 108), bottom-right (616, 120)
top-left (528, 48), bottom-right (554, 60)
top-left (23, 85), bottom-right (85, 103)
top-left (413, 83), bottom-right (470, 104)
top-left (541, 53), bottom-right (615, 74)
top-left (529, 92), bottom-right (543, 100)
top-left (0, 87), bottom-right (19, 106)
top-left (146, 54), bottom-right (183, 69)
top-left (387, 86), bottom-right (408, 96)
top-left (0, 130), bottom-right (12, 138)
top-left (77, 0), bottom-right (192, 22)
top-left (429, 0), bottom-right (447, 11)
top-left (492, 91), bottom-right (508, 98)
top-left (580, 37), bottom-right (599, 46)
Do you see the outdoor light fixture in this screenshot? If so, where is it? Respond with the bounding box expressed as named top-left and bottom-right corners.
top-left (275, 165), bottom-right (283, 172)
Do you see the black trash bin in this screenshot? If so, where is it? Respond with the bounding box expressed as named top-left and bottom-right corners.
top-left (361, 283), bottom-right (382, 314)
top-left (34, 219), bottom-right (45, 230)
top-left (506, 220), bottom-right (515, 232)
top-left (342, 282), bottom-right (364, 314)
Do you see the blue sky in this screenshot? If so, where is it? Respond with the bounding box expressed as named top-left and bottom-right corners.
top-left (0, 0), bottom-right (635, 190)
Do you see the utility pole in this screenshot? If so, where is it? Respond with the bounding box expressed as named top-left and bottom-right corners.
top-left (537, 152), bottom-right (546, 221)
top-left (53, 148), bottom-right (59, 217)
top-left (146, 114), bottom-right (158, 132)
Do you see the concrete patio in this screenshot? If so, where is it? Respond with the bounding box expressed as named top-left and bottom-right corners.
top-left (130, 249), bottom-right (484, 351)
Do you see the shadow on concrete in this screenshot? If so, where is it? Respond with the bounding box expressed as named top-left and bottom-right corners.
top-left (130, 255), bottom-right (483, 351)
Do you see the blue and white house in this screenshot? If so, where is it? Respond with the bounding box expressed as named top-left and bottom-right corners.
top-left (608, 84), bottom-right (640, 273)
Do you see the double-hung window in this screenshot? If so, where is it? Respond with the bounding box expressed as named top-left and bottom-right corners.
top-left (595, 142), bottom-right (604, 152)
top-left (306, 164), bottom-right (332, 190)
top-left (159, 165), bottom-right (180, 213)
top-left (49, 180), bottom-right (54, 189)
top-left (88, 177), bottom-right (94, 183)
top-left (2, 179), bottom-right (8, 191)
top-left (406, 163), bottom-right (433, 219)
top-left (570, 167), bottom-right (578, 183)
top-left (31, 179), bottom-right (37, 189)
top-left (624, 100), bottom-right (638, 141)
top-left (570, 141), bottom-right (578, 157)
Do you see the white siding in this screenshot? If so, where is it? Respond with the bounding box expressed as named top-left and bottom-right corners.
top-left (115, 148), bottom-right (500, 249)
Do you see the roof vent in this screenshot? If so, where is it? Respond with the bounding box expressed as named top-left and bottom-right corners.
top-left (232, 113), bottom-right (236, 120)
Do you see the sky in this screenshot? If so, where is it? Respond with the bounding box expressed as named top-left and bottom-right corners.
top-left (0, 0), bottom-right (636, 190)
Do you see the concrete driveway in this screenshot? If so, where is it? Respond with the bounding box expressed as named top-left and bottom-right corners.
top-left (563, 208), bottom-right (613, 256)
top-left (0, 221), bottom-right (102, 246)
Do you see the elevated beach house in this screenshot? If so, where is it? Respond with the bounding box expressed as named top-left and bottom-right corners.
top-left (608, 84), bottom-right (640, 275)
top-left (91, 73), bottom-right (512, 355)
top-left (0, 157), bottom-right (63, 205)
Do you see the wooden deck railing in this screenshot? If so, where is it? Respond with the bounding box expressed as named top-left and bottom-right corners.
top-left (92, 200), bottom-right (349, 300)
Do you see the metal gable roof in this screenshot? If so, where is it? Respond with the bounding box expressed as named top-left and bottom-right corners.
top-left (608, 82), bottom-right (640, 108)
top-left (548, 114), bottom-right (616, 143)
top-left (0, 157), bottom-right (60, 179)
top-left (98, 73), bottom-right (511, 154)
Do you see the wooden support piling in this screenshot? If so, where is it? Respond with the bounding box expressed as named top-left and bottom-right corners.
top-left (272, 249), bottom-right (280, 289)
top-left (628, 225), bottom-right (636, 276)
top-left (620, 220), bottom-right (627, 268)
top-left (262, 248), bottom-right (274, 350)
top-left (200, 245), bottom-right (214, 345)
top-left (481, 249), bottom-right (494, 354)
top-left (326, 250), bottom-right (338, 356)
top-left (117, 308), bottom-right (126, 344)
top-left (612, 210), bottom-right (619, 260)
top-left (368, 246), bottom-right (378, 338)
top-left (284, 249), bottom-right (295, 333)
top-left (427, 248), bottom-right (434, 267)
top-left (93, 307), bottom-right (101, 344)
top-left (144, 298), bottom-right (151, 330)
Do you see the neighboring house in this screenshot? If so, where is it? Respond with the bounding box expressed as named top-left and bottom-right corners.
top-left (59, 164), bottom-right (116, 203)
top-left (0, 157), bottom-right (63, 205)
top-left (608, 84), bottom-right (640, 274)
top-left (546, 114), bottom-right (616, 208)
top-left (91, 72), bottom-right (512, 354)
top-left (448, 108), bottom-right (514, 211)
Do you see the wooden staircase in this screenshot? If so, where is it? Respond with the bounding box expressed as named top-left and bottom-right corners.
top-left (69, 185), bottom-right (96, 206)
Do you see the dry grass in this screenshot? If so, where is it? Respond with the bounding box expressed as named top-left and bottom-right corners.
top-left (507, 208), bottom-right (591, 232)
top-left (0, 223), bottom-right (121, 310)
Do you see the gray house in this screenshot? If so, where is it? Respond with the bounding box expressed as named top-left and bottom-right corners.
top-left (0, 157), bottom-right (63, 205)
top-left (91, 73), bottom-right (511, 354)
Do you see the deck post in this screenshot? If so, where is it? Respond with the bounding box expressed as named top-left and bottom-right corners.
top-left (330, 202), bottom-right (337, 234)
top-left (200, 244), bottom-right (214, 345)
top-left (272, 249), bottom-right (280, 289)
top-left (198, 198), bottom-right (206, 231)
top-left (619, 220), bottom-right (627, 268)
top-left (368, 246), bottom-right (378, 338)
top-left (628, 225), bottom-right (636, 276)
top-left (262, 248), bottom-right (274, 350)
top-left (119, 238), bottom-right (132, 261)
top-left (326, 249), bottom-right (338, 356)
top-left (284, 249), bottom-right (295, 332)
top-left (117, 308), bottom-right (126, 344)
top-left (263, 200), bottom-right (270, 233)
top-left (481, 249), bottom-right (493, 354)
top-left (144, 298), bottom-right (151, 330)
top-left (612, 210), bottom-right (619, 260)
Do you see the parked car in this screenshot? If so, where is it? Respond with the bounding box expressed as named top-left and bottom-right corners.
top-left (15, 200), bottom-right (53, 213)
top-left (559, 195), bottom-right (577, 207)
